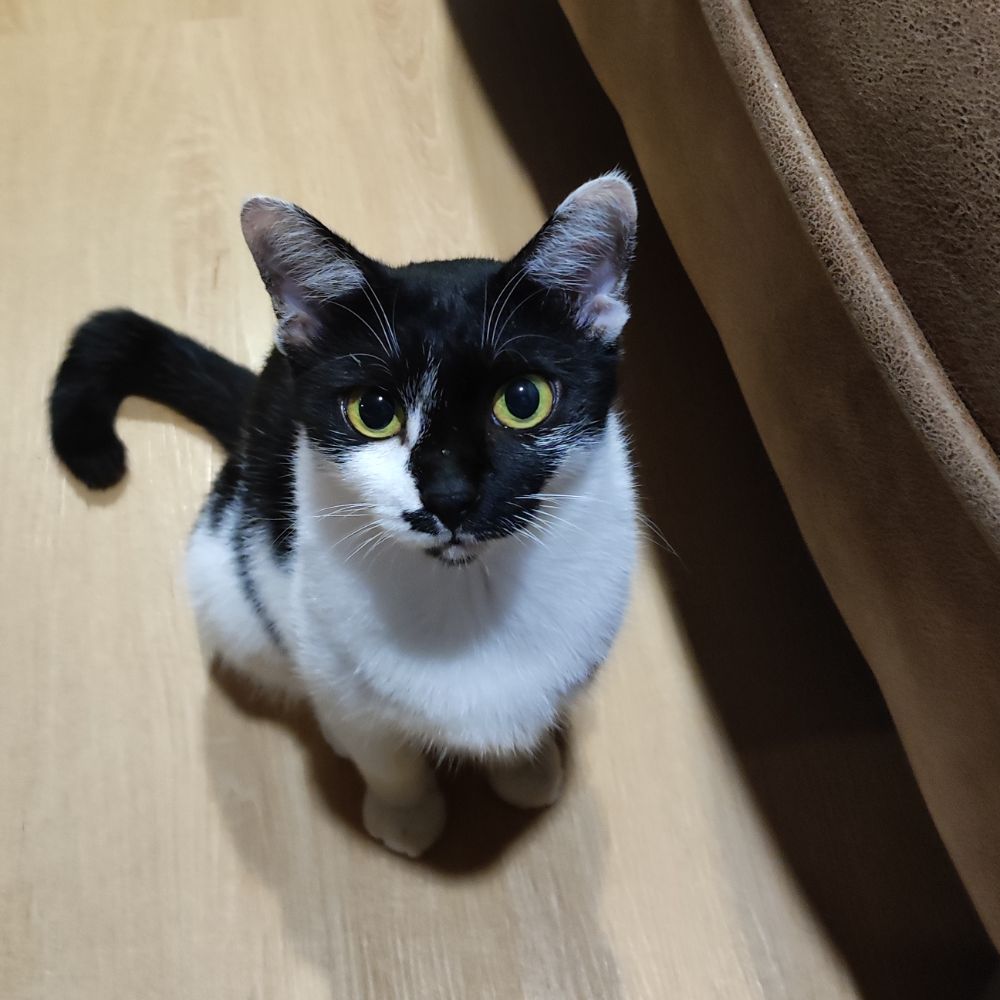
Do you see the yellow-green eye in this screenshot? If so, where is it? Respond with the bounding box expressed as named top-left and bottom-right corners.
top-left (345, 388), bottom-right (404, 439)
top-left (493, 374), bottom-right (554, 430)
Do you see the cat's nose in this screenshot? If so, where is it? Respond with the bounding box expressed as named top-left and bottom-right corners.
top-left (421, 481), bottom-right (476, 531)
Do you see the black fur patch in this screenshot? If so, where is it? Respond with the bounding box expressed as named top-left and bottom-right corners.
top-left (233, 511), bottom-right (287, 652)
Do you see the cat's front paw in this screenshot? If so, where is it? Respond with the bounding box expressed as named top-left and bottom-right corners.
top-left (362, 786), bottom-right (446, 858)
top-left (488, 735), bottom-right (564, 809)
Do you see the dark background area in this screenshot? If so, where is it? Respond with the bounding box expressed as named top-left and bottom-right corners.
top-left (445, 0), bottom-right (996, 996)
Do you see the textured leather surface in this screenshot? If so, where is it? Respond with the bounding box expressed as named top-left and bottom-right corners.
top-left (557, 0), bottom-right (1000, 949)
top-left (750, 0), bottom-right (1000, 454)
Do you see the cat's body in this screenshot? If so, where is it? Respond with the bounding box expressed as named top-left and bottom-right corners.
top-left (51, 173), bottom-right (639, 856)
top-left (188, 411), bottom-right (636, 754)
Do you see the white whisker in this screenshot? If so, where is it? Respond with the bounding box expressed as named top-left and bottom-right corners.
top-left (529, 508), bottom-right (578, 533)
top-left (480, 276), bottom-right (489, 345)
top-left (519, 525), bottom-right (549, 551)
top-left (637, 513), bottom-right (679, 557)
top-left (391, 289), bottom-right (399, 355)
top-left (347, 528), bottom-right (392, 564)
top-left (493, 286), bottom-right (545, 347)
top-left (326, 521), bottom-right (380, 557)
top-left (516, 492), bottom-right (680, 558)
top-left (489, 267), bottom-right (530, 349)
top-left (484, 265), bottom-right (526, 349)
top-left (347, 352), bottom-right (393, 376)
top-left (516, 492), bottom-right (596, 502)
top-left (362, 530), bottom-right (394, 563)
top-left (360, 277), bottom-right (399, 357)
top-left (328, 299), bottom-right (392, 358)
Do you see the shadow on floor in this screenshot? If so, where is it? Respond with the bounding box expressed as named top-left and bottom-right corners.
top-left (206, 663), bottom-right (623, 997)
top-left (211, 663), bottom-right (545, 875)
top-left (445, 0), bottom-right (996, 995)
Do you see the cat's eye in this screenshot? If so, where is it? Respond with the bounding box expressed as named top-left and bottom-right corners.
top-left (345, 388), bottom-right (404, 439)
top-left (492, 374), bottom-right (554, 430)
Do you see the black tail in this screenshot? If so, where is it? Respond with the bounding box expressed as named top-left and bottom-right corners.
top-left (50, 309), bottom-right (257, 489)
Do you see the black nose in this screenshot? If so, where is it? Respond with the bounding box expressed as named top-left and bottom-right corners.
top-left (421, 481), bottom-right (476, 531)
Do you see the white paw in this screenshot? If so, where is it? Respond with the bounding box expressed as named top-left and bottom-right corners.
top-left (488, 737), bottom-right (564, 809)
top-left (362, 787), bottom-right (446, 858)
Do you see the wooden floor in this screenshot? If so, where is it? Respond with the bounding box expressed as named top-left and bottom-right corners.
top-left (1, 1), bottom-right (994, 997)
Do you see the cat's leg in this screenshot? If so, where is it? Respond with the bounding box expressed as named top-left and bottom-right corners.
top-left (487, 729), bottom-right (564, 809)
top-left (314, 704), bottom-right (445, 858)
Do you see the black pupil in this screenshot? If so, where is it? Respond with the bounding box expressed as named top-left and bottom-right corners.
top-left (358, 390), bottom-right (396, 430)
top-left (505, 378), bottom-right (540, 420)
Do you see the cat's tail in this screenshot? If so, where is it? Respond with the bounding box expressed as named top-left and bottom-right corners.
top-left (49, 309), bottom-right (257, 489)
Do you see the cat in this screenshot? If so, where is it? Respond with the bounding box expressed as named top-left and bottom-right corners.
top-left (49, 172), bottom-right (639, 857)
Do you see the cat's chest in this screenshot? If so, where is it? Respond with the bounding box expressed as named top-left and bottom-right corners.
top-left (295, 522), bottom-right (631, 663)
top-left (291, 521), bottom-right (635, 753)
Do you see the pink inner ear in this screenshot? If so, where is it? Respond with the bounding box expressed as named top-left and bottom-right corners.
top-left (276, 307), bottom-right (323, 352)
top-left (574, 257), bottom-right (629, 337)
top-left (585, 294), bottom-right (630, 341)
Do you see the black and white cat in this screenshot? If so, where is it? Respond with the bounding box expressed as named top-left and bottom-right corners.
top-left (50, 172), bottom-right (639, 857)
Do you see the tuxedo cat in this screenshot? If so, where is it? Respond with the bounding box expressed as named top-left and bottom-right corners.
top-left (50, 172), bottom-right (639, 856)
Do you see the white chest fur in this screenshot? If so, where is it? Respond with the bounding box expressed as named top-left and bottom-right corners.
top-left (289, 414), bottom-right (637, 755)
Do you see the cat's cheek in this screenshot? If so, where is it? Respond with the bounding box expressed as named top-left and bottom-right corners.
top-left (338, 437), bottom-right (424, 526)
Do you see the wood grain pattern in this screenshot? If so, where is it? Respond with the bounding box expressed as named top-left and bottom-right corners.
top-left (1, 1), bottom-right (991, 997)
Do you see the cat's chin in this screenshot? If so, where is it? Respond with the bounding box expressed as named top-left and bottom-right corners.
top-left (425, 541), bottom-right (480, 566)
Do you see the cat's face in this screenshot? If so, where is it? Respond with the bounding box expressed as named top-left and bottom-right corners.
top-left (242, 174), bottom-right (636, 564)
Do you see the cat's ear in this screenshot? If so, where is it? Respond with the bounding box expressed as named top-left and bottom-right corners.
top-left (518, 171), bottom-right (637, 341)
top-left (241, 196), bottom-right (366, 352)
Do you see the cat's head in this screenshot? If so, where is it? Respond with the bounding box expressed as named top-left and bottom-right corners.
top-left (241, 173), bottom-right (636, 565)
